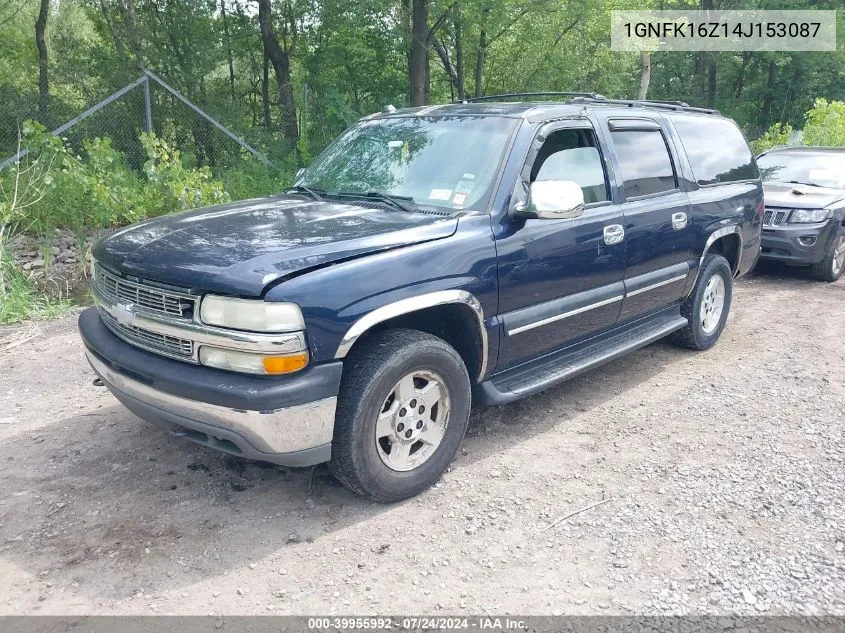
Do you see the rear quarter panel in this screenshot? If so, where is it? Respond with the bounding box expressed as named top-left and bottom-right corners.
top-left (663, 115), bottom-right (763, 282)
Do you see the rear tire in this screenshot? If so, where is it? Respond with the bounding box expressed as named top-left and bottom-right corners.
top-left (329, 329), bottom-right (471, 502)
top-left (671, 254), bottom-right (733, 351)
top-left (811, 227), bottom-right (845, 282)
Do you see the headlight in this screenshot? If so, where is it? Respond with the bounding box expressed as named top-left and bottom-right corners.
top-left (200, 295), bottom-right (305, 332)
top-left (199, 347), bottom-right (309, 375)
top-left (789, 209), bottom-right (829, 224)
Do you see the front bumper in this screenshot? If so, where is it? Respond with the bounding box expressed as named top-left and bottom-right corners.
top-left (760, 219), bottom-right (839, 265)
top-left (79, 308), bottom-right (342, 467)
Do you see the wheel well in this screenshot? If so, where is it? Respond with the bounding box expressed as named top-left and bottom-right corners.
top-left (346, 304), bottom-right (484, 382)
top-left (706, 234), bottom-right (741, 275)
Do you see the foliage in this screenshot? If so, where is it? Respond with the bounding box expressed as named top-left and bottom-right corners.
top-left (1, 0), bottom-right (845, 325)
top-left (803, 99), bottom-right (845, 147)
top-left (141, 133), bottom-right (229, 214)
top-left (0, 123), bottom-right (234, 232)
top-left (750, 123), bottom-right (794, 156)
top-left (0, 247), bottom-right (73, 324)
top-left (217, 156), bottom-right (292, 202)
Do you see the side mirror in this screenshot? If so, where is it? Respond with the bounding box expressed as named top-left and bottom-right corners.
top-left (513, 180), bottom-right (585, 220)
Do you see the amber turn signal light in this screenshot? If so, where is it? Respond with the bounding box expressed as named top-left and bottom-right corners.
top-left (262, 353), bottom-right (309, 375)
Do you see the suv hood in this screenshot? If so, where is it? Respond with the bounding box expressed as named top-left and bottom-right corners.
top-left (763, 182), bottom-right (845, 210)
top-left (93, 195), bottom-right (458, 297)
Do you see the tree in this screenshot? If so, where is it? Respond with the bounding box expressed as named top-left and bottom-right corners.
top-left (804, 99), bottom-right (845, 146)
top-left (35, 0), bottom-right (48, 124)
top-left (410, 0), bottom-right (429, 105)
top-left (638, 52), bottom-right (651, 100)
top-left (257, 0), bottom-right (299, 141)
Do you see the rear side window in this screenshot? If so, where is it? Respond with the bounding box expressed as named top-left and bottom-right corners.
top-left (672, 115), bottom-right (758, 185)
top-left (609, 129), bottom-right (677, 198)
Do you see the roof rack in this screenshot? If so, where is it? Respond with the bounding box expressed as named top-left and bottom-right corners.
top-left (456, 91), bottom-right (719, 115)
top-left (570, 96), bottom-right (719, 115)
top-left (460, 91), bottom-right (606, 103)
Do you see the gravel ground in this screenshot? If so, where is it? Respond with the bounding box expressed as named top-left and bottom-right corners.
top-left (0, 263), bottom-right (843, 616)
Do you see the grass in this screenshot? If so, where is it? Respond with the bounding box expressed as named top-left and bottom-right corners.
top-left (0, 249), bottom-right (75, 325)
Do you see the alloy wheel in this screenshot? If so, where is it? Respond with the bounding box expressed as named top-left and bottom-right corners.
top-left (700, 274), bottom-right (726, 334)
top-left (375, 370), bottom-right (450, 472)
top-left (832, 235), bottom-right (845, 277)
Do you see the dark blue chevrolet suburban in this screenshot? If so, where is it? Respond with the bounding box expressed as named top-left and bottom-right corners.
top-left (79, 95), bottom-right (764, 501)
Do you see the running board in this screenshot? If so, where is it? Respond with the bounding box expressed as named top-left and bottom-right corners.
top-left (475, 309), bottom-right (688, 405)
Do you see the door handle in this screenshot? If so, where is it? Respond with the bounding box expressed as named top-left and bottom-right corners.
top-left (672, 212), bottom-right (688, 230)
top-left (603, 224), bottom-right (625, 246)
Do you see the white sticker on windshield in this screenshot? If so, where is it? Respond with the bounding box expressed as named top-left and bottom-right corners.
top-left (429, 188), bottom-right (452, 201)
top-left (452, 193), bottom-right (467, 207)
top-left (455, 180), bottom-right (475, 195)
top-left (388, 140), bottom-right (404, 148)
top-left (463, 173), bottom-right (476, 180)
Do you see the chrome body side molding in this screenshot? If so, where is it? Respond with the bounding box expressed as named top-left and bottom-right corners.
top-left (506, 294), bottom-right (624, 336)
top-left (625, 274), bottom-right (688, 298)
top-left (334, 290), bottom-right (488, 381)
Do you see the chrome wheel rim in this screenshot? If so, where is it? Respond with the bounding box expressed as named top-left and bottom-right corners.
top-left (375, 370), bottom-right (450, 472)
top-left (700, 274), bottom-right (726, 334)
top-left (832, 236), bottom-right (845, 276)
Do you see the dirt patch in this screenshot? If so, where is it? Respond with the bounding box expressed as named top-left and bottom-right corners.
top-left (0, 263), bottom-right (843, 615)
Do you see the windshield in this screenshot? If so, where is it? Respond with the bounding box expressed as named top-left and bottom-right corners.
top-left (296, 115), bottom-right (518, 211)
top-left (757, 151), bottom-right (845, 189)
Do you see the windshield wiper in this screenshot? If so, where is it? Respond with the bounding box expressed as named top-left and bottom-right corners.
top-left (287, 185), bottom-right (325, 200)
top-left (334, 190), bottom-right (416, 213)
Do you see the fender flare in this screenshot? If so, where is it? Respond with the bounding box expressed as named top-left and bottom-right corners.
top-left (701, 225), bottom-right (743, 276)
top-left (334, 290), bottom-right (488, 381)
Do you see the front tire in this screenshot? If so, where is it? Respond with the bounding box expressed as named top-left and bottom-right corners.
top-left (329, 329), bottom-right (471, 502)
top-left (811, 227), bottom-right (845, 282)
top-left (671, 253), bottom-right (733, 351)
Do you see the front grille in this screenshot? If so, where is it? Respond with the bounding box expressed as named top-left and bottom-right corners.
top-left (100, 309), bottom-right (195, 360)
top-left (94, 264), bottom-right (195, 319)
top-left (763, 207), bottom-right (789, 227)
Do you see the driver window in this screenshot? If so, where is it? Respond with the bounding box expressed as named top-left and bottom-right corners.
top-left (530, 129), bottom-right (609, 204)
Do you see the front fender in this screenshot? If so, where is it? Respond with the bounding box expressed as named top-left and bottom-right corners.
top-left (265, 214), bottom-right (499, 367)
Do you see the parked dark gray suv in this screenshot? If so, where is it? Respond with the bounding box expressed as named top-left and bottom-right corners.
top-left (756, 146), bottom-right (845, 281)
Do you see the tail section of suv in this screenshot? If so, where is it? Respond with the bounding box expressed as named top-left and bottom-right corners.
top-left (79, 95), bottom-right (763, 501)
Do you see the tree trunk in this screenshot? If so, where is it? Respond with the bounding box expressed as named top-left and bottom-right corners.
top-left (220, 0), bottom-right (236, 100)
top-left (638, 52), bottom-right (651, 100)
top-left (733, 52), bottom-right (752, 100)
top-left (474, 5), bottom-right (489, 98)
top-left (257, 0), bottom-right (298, 141)
top-left (760, 60), bottom-right (777, 128)
top-left (432, 37), bottom-right (458, 91)
top-left (35, 0), bottom-right (48, 125)
top-left (120, 0), bottom-right (144, 71)
top-left (261, 49), bottom-right (271, 128)
top-left (706, 58), bottom-right (717, 108)
top-left (454, 4), bottom-right (465, 100)
top-left (98, 0), bottom-right (128, 63)
top-left (409, 0), bottom-right (428, 106)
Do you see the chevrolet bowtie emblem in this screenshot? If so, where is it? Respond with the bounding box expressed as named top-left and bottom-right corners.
top-left (112, 303), bottom-right (136, 327)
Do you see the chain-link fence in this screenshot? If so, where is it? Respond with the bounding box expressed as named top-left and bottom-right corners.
top-left (0, 70), bottom-right (275, 175)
